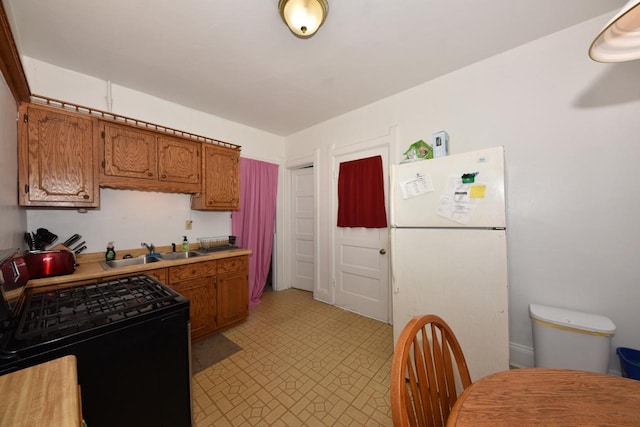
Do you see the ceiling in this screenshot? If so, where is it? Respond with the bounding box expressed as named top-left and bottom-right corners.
top-left (4, 0), bottom-right (624, 137)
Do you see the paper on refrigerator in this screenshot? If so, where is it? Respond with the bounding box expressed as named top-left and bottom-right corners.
top-left (399, 173), bottom-right (434, 199)
top-left (436, 175), bottom-right (482, 224)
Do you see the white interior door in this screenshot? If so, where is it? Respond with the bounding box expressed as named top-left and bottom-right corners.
top-left (291, 167), bottom-right (315, 291)
top-left (333, 145), bottom-right (390, 322)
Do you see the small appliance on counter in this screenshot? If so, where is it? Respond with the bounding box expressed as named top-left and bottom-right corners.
top-left (22, 249), bottom-right (77, 279)
top-left (0, 248), bottom-right (29, 322)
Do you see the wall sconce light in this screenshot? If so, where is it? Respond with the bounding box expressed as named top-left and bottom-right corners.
top-left (278, 0), bottom-right (329, 39)
top-left (589, 0), bottom-right (640, 62)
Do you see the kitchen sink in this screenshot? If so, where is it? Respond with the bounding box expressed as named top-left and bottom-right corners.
top-left (158, 251), bottom-right (203, 261)
top-left (100, 256), bottom-right (161, 270)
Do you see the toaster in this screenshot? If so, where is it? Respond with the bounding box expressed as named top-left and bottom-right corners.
top-left (23, 250), bottom-right (77, 279)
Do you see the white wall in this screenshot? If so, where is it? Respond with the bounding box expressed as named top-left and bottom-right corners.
top-left (0, 72), bottom-right (27, 250)
top-left (284, 14), bottom-right (640, 372)
top-left (22, 58), bottom-right (286, 281)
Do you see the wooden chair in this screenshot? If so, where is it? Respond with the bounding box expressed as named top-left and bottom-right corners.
top-left (391, 314), bottom-right (472, 427)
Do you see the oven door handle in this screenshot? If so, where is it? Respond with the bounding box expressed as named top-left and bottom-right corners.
top-left (0, 348), bottom-right (19, 366)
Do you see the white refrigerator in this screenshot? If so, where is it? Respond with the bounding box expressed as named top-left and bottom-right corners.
top-left (390, 146), bottom-right (509, 381)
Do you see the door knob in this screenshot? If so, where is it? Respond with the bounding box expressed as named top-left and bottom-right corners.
top-left (379, 249), bottom-right (386, 255)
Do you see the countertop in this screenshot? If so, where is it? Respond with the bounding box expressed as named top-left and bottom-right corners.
top-left (27, 246), bottom-right (252, 289)
top-left (0, 355), bottom-right (81, 427)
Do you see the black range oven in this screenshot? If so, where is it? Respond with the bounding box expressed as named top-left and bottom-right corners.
top-left (0, 251), bottom-right (192, 427)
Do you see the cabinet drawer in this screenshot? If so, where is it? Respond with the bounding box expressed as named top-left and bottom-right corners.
top-left (218, 256), bottom-right (248, 274)
top-left (168, 260), bottom-right (217, 284)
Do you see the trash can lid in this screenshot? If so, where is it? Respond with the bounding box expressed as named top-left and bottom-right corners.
top-left (529, 304), bottom-right (616, 334)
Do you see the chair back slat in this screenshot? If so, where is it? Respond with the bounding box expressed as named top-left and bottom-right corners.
top-left (391, 315), bottom-right (472, 427)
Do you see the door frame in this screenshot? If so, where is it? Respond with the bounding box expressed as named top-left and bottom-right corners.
top-left (285, 151), bottom-right (323, 298)
top-left (329, 126), bottom-right (398, 321)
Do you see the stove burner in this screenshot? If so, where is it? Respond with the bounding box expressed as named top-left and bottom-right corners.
top-left (15, 275), bottom-right (180, 343)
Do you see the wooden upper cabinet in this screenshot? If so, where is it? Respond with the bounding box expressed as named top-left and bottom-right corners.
top-left (18, 103), bottom-right (99, 207)
top-left (16, 99), bottom-right (240, 206)
top-left (191, 144), bottom-right (240, 210)
top-left (102, 122), bottom-right (156, 180)
top-left (158, 136), bottom-right (200, 184)
top-left (99, 121), bottom-right (201, 193)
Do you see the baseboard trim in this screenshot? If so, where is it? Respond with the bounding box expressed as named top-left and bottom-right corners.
top-left (510, 342), bottom-right (534, 368)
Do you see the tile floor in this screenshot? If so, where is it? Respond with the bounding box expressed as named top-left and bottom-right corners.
top-left (192, 288), bottom-right (394, 426)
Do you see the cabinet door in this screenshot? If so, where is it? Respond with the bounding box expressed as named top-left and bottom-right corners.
top-left (217, 269), bottom-right (248, 328)
top-left (18, 103), bottom-right (98, 207)
top-left (102, 123), bottom-right (157, 180)
top-left (171, 277), bottom-right (216, 340)
top-left (158, 136), bottom-right (200, 185)
top-left (192, 144), bottom-right (240, 210)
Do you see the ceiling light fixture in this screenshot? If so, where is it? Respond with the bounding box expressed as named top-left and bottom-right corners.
top-left (278, 0), bottom-right (328, 39)
top-left (589, 0), bottom-right (640, 62)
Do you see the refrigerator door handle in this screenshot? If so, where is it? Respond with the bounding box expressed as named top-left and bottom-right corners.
top-left (390, 227), bottom-right (399, 294)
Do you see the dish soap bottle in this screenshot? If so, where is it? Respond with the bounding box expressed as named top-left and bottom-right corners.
top-left (105, 242), bottom-right (116, 261)
top-left (181, 236), bottom-right (189, 252)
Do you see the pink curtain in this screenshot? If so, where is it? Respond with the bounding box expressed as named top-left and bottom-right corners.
top-left (337, 155), bottom-right (388, 228)
top-left (231, 157), bottom-right (279, 308)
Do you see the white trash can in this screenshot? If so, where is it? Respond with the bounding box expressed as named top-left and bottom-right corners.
top-left (529, 303), bottom-right (616, 374)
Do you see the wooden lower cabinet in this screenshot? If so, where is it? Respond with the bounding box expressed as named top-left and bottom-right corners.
top-left (168, 261), bottom-right (217, 341)
top-left (171, 277), bottom-right (216, 341)
top-left (164, 256), bottom-right (248, 341)
top-left (217, 256), bottom-right (249, 328)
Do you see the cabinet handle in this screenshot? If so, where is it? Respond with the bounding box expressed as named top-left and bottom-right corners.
top-left (161, 174), bottom-right (167, 179)
top-left (147, 172), bottom-right (153, 177)
top-left (83, 195), bottom-right (90, 200)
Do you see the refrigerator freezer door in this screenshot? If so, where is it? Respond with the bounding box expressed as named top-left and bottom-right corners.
top-left (391, 227), bottom-right (509, 381)
top-left (391, 146), bottom-right (505, 228)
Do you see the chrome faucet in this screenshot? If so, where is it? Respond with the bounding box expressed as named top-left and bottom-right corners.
top-left (141, 242), bottom-right (155, 254)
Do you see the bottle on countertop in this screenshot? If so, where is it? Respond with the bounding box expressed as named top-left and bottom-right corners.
top-left (105, 242), bottom-right (116, 261)
top-left (182, 236), bottom-right (189, 252)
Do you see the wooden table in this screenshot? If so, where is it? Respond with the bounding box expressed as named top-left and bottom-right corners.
top-left (0, 355), bottom-right (82, 427)
top-left (447, 368), bottom-right (640, 426)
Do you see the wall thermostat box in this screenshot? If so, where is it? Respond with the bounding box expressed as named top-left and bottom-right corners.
top-left (432, 131), bottom-right (449, 158)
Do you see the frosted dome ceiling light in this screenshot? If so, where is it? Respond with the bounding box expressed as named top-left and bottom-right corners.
top-left (278, 0), bottom-right (329, 39)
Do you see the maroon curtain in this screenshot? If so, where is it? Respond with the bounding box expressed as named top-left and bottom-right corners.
top-left (337, 155), bottom-right (388, 228)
